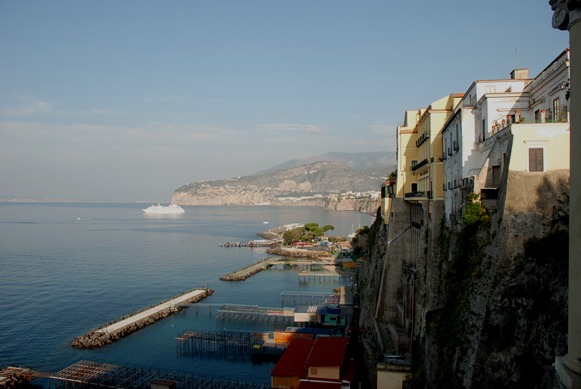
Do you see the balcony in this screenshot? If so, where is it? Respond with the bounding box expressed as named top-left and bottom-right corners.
top-left (415, 133), bottom-right (430, 147)
top-left (411, 158), bottom-right (429, 172)
top-left (404, 191), bottom-right (432, 200)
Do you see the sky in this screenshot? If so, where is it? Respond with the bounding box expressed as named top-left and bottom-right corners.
top-left (0, 1), bottom-right (569, 202)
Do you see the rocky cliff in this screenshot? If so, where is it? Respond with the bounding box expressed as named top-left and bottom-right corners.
top-left (172, 152), bottom-right (394, 213)
top-left (355, 170), bottom-right (569, 388)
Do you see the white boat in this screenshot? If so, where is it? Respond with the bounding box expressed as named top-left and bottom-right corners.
top-left (142, 203), bottom-right (185, 215)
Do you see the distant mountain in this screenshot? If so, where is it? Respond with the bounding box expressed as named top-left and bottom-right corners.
top-left (172, 151), bottom-right (396, 210)
top-left (256, 151), bottom-right (396, 174)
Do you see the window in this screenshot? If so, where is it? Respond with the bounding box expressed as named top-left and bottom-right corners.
top-left (492, 166), bottom-right (501, 186)
top-left (553, 98), bottom-right (561, 122)
top-left (535, 109), bottom-right (540, 123)
top-left (411, 160), bottom-right (417, 169)
top-left (482, 119), bottom-right (486, 141)
top-left (528, 148), bottom-right (544, 172)
top-left (411, 183), bottom-right (418, 192)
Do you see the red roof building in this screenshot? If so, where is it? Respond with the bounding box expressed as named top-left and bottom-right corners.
top-left (271, 337), bottom-right (354, 389)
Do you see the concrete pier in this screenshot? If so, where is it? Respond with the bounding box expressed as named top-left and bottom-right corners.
top-left (220, 257), bottom-right (281, 281)
top-left (72, 288), bottom-right (213, 349)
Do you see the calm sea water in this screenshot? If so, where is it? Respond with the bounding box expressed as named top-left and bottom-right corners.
top-left (0, 202), bottom-right (373, 384)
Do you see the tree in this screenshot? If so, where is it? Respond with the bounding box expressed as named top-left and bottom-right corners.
top-left (322, 225), bottom-right (335, 232)
top-left (283, 228), bottom-right (303, 245)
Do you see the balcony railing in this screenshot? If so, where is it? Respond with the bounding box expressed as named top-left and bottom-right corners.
top-left (411, 158), bottom-right (429, 172)
top-left (404, 191), bottom-right (432, 199)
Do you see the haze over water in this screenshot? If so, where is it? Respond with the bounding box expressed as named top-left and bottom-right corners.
top-left (0, 202), bottom-right (373, 384)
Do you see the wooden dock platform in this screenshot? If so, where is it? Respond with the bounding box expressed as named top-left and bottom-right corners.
top-left (71, 288), bottom-right (213, 349)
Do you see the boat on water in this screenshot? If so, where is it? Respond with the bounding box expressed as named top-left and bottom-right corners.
top-left (142, 203), bottom-right (185, 215)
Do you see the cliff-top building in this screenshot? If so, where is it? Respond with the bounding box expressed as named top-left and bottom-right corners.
top-left (365, 48), bottom-right (571, 389)
top-left (442, 49), bottom-right (570, 226)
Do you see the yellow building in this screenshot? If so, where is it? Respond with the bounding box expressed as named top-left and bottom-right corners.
top-left (395, 109), bottom-right (423, 198)
top-left (401, 94), bottom-right (463, 201)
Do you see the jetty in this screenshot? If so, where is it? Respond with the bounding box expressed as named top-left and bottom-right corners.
top-left (219, 239), bottom-right (277, 248)
top-left (72, 288), bottom-right (213, 349)
top-left (220, 257), bottom-right (281, 281)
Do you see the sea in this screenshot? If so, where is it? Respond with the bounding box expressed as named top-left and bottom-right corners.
top-left (0, 202), bottom-right (374, 385)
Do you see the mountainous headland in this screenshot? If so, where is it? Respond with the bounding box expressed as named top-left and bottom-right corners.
top-left (171, 152), bottom-right (395, 214)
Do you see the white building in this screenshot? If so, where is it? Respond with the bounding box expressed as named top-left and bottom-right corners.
top-left (442, 75), bottom-right (530, 223)
top-left (443, 49), bottom-right (570, 224)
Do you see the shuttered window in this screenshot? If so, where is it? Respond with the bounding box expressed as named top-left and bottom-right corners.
top-left (528, 148), bottom-right (544, 172)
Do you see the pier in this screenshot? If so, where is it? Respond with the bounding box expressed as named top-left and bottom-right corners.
top-left (298, 271), bottom-right (352, 284)
top-left (219, 239), bottom-right (277, 248)
top-left (280, 291), bottom-right (339, 306)
top-left (217, 304), bottom-right (295, 325)
top-left (72, 288), bottom-right (213, 349)
top-left (176, 331), bottom-right (285, 361)
top-left (220, 257), bottom-right (281, 281)
top-left (49, 360), bottom-right (270, 389)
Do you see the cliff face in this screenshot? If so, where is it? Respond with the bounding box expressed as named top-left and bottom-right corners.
top-left (172, 158), bottom-right (388, 213)
top-left (356, 170), bottom-right (569, 388)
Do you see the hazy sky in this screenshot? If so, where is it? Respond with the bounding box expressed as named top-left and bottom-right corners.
top-left (0, 1), bottom-right (568, 201)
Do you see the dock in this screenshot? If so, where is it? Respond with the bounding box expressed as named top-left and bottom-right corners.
top-left (280, 291), bottom-right (339, 306)
top-left (219, 239), bottom-right (277, 248)
top-left (220, 257), bottom-right (281, 281)
top-left (72, 288), bottom-right (213, 349)
top-left (298, 271), bottom-right (352, 284)
top-left (176, 331), bottom-right (285, 361)
top-left (50, 360), bottom-right (270, 389)
top-left (217, 304), bottom-right (295, 324)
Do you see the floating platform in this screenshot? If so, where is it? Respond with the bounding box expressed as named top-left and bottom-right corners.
top-left (71, 288), bottom-right (213, 349)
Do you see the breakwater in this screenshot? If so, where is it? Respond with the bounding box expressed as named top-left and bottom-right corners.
top-left (71, 288), bottom-right (213, 349)
top-left (220, 257), bottom-right (281, 281)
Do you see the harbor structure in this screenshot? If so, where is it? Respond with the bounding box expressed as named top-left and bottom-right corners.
top-left (175, 331), bottom-right (285, 361)
top-left (72, 288), bottom-right (213, 349)
top-left (220, 257), bottom-right (281, 281)
top-left (48, 360), bottom-right (270, 389)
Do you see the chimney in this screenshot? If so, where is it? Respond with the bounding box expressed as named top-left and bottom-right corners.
top-left (510, 68), bottom-right (529, 79)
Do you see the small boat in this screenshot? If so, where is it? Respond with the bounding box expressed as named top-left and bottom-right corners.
top-left (142, 203), bottom-right (185, 215)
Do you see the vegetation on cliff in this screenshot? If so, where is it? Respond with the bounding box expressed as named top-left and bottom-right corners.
top-left (417, 188), bottom-right (569, 388)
